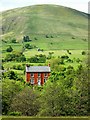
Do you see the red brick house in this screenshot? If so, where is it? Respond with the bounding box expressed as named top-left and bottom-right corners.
top-left (26, 64), bottom-right (51, 85)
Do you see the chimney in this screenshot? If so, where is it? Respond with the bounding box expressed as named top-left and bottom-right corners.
top-left (26, 64), bottom-right (30, 72)
top-left (48, 63), bottom-right (50, 67)
top-left (26, 64), bottom-right (30, 67)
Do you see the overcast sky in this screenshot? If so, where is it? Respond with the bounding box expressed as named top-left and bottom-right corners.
top-left (0, 0), bottom-right (89, 13)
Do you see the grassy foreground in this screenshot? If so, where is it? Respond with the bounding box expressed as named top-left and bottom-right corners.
top-left (1, 116), bottom-right (89, 120)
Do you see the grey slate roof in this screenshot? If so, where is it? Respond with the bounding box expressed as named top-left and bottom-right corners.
top-left (26, 66), bottom-right (51, 73)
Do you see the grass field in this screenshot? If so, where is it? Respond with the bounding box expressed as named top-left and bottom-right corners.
top-left (1, 116), bottom-right (89, 120)
top-left (2, 49), bottom-right (87, 79)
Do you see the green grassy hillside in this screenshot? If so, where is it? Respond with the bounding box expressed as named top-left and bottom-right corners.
top-left (1, 4), bottom-right (87, 39)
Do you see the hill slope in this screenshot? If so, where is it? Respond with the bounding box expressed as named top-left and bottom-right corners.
top-left (1, 4), bottom-right (87, 38)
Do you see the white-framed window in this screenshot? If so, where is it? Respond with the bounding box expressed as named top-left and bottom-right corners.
top-left (30, 78), bottom-right (34, 84)
top-left (31, 73), bottom-right (34, 77)
top-left (38, 78), bottom-right (41, 85)
top-left (44, 78), bottom-right (47, 83)
top-left (38, 73), bottom-right (41, 77)
top-left (44, 73), bottom-right (47, 77)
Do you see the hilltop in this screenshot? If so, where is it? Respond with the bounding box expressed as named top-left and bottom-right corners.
top-left (0, 4), bottom-right (88, 50)
top-left (1, 4), bottom-right (87, 38)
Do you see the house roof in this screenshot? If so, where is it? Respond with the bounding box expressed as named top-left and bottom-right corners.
top-left (26, 66), bottom-right (51, 73)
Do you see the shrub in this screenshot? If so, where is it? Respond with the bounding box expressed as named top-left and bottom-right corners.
top-left (6, 46), bottom-right (13, 52)
top-left (7, 71), bottom-right (17, 80)
top-left (25, 44), bottom-right (33, 49)
top-left (51, 36), bottom-right (53, 38)
top-left (29, 54), bottom-right (46, 63)
top-left (61, 55), bottom-right (69, 59)
top-left (59, 58), bottom-right (64, 64)
top-left (11, 39), bottom-right (16, 43)
top-left (8, 112), bottom-right (22, 116)
top-left (76, 58), bottom-right (82, 63)
top-left (34, 37), bottom-right (38, 40)
top-left (23, 36), bottom-right (32, 42)
top-left (46, 35), bottom-right (49, 38)
top-left (82, 51), bottom-right (86, 55)
top-left (67, 65), bottom-right (74, 69)
top-left (66, 59), bottom-right (73, 63)
top-left (69, 52), bottom-right (71, 55)
top-left (72, 37), bottom-right (75, 39)
top-left (66, 50), bottom-right (71, 55)
top-left (12, 65), bottom-right (16, 69)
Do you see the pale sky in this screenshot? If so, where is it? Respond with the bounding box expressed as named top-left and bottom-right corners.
top-left (0, 0), bottom-right (89, 13)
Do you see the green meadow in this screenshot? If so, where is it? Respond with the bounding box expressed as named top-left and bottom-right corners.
top-left (1, 116), bottom-right (89, 120)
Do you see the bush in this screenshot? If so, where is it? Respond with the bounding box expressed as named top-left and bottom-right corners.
top-left (29, 54), bottom-right (46, 63)
top-left (16, 65), bottom-right (23, 70)
top-left (66, 50), bottom-right (71, 55)
top-left (51, 36), bottom-right (53, 38)
top-left (5, 54), bottom-right (15, 61)
top-left (82, 51), bottom-right (86, 55)
top-left (8, 112), bottom-right (22, 116)
top-left (11, 39), bottom-right (16, 43)
top-left (16, 55), bottom-right (26, 62)
top-left (23, 36), bottom-right (32, 42)
top-left (47, 52), bottom-right (54, 59)
top-left (66, 59), bottom-right (73, 63)
top-left (5, 52), bottom-right (26, 62)
top-left (25, 44), bottom-right (33, 49)
top-left (46, 35), bottom-right (49, 38)
top-left (7, 71), bottom-right (18, 80)
top-left (12, 65), bottom-right (16, 69)
top-left (34, 37), bottom-right (38, 40)
top-left (76, 58), bottom-right (82, 63)
top-left (17, 77), bottom-right (24, 82)
top-left (6, 46), bottom-right (13, 52)
top-left (72, 37), bottom-right (75, 39)
top-left (67, 65), bottom-right (74, 69)
top-left (61, 55), bottom-right (69, 59)
top-left (59, 58), bottom-right (64, 64)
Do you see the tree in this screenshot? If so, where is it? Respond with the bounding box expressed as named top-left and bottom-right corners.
top-left (10, 87), bottom-right (40, 116)
top-left (46, 35), bottom-right (49, 38)
top-left (5, 54), bottom-right (15, 61)
top-left (29, 54), bottom-right (46, 63)
top-left (25, 44), bottom-right (33, 49)
top-left (72, 67), bottom-right (88, 115)
top-left (82, 51), bottom-right (86, 55)
top-left (38, 81), bottom-right (69, 116)
top-left (16, 54), bottom-right (26, 62)
top-left (6, 71), bottom-right (17, 80)
top-left (5, 52), bottom-right (26, 62)
top-left (2, 79), bottom-right (24, 115)
top-left (38, 65), bottom-right (88, 116)
top-left (23, 36), bottom-right (31, 42)
top-left (6, 46), bottom-right (13, 52)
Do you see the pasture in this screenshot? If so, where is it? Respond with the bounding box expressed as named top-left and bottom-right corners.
top-left (1, 116), bottom-right (89, 120)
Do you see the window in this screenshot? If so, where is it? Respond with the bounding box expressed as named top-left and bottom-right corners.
top-left (31, 73), bottom-right (34, 77)
top-left (38, 73), bottom-right (41, 77)
top-left (45, 73), bottom-right (47, 77)
top-left (38, 79), bottom-right (41, 85)
top-left (30, 79), bottom-right (34, 84)
top-left (44, 78), bottom-right (47, 83)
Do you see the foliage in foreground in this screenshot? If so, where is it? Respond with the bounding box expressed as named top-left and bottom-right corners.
top-left (2, 63), bottom-right (88, 116)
